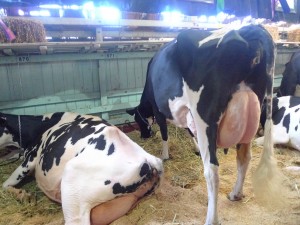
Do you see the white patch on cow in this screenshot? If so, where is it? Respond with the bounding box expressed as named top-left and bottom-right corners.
top-left (0, 132), bottom-right (19, 150)
top-left (147, 117), bottom-right (154, 126)
top-left (295, 84), bottom-right (300, 97)
top-left (204, 163), bottom-right (219, 225)
top-left (167, 80), bottom-right (203, 128)
top-left (251, 49), bottom-right (261, 68)
top-left (42, 113), bottom-right (55, 121)
top-left (198, 24), bottom-right (244, 48)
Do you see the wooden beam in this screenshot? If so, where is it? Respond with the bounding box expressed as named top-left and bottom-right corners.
top-left (15, 17), bottom-right (223, 30)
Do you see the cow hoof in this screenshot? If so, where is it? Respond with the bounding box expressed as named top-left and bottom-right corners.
top-left (227, 193), bottom-right (245, 201)
top-left (194, 151), bottom-right (201, 157)
top-left (7, 186), bottom-right (35, 204)
top-left (162, 157), bottom-right (170, 162)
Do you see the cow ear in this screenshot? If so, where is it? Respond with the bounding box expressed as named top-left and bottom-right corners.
top-left (0, 116), bottom-right (6, 126)
top-left (126, 108), bottom-right (136, 116)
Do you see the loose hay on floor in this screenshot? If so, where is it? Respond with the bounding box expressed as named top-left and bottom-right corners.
top-left (0, 123), bottom-right (299, 225)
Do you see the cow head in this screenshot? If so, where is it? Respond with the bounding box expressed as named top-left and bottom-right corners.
top-left (126, 107), bottom-right (154, 139)
top-left (0, 115), bottom-right (20, 150)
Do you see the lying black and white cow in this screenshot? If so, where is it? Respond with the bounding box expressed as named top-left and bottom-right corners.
top-left (1, 112), bottom-right (163, 225)
top-left (256, 96), bottom-right (300, 151)
top-left (277, 50), bottom-right (300, 97)
top-left (126, 24), bottom-right (276, 224)
top-left (0, 112), bottom-right (65, 151)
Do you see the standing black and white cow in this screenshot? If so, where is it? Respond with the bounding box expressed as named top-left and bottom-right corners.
top-left (126, 24), bottom-right (276, 224)
top-left (256, 96), bottom-right (300, 151)
top-left (277, 50), bottom-right (300, 97)
top-left (1, 112), bottom-right (163, 225)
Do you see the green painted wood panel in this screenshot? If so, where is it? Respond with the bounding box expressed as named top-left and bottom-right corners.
top-left (0, 51), bottom-right (155, 125)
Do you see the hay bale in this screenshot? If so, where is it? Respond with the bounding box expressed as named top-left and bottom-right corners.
top-left (287, 28), bottom-right (300, 42)
top-left (0, 17), bottom-right (46, 43)
top-left (263, 25), bottom-right (279, 42)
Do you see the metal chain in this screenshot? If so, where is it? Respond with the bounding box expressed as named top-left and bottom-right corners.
top-left (18, 115), bottom-right (22, 150)
top-left (136, 108), bottom-right (150, 127)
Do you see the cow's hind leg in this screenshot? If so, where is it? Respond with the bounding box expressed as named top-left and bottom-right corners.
top-left (228, 143), bottom-right (251, 201)
top-left (91, 169), bottom-right (159, 225)
top-left (62, 158), bottom-right (160, 225)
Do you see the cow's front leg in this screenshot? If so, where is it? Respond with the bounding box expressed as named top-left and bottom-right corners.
top-left (154, 110), bottom-right (169, 160)
top-left (3, 155), bottom-right (36, 189)
top-left (228, 143), bottom-right (251, 201)
top-left (3, 151), bottom-right (37, 202)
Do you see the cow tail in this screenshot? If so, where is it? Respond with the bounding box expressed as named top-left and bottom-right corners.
top-left (252, 48), bottom-right (287, 207)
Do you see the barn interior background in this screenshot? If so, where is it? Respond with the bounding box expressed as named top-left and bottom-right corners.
top-left (0, 0), bottom-right (300, 124)
top-left (0, 1), bottom-right (300, 225)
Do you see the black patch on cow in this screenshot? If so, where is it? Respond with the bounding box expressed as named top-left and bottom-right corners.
top-left (16, 169), bottom-right (31, 181)
top-left (282, 113), bottom-right (290, 133)
top-left (112, 180), bottom-right (144, 195)
top-left (289, 96), bottom-right (300, 108)
top-left (94, 126), bottom-right (106, 135)
top-left (295, 108), bottom-right (299, 113)
top-left (139, 163), bottom-right (151, 177)
top-left (89, 134), bottom-right (106, 151)
top-left (21, 141), bottom-right (41, 168)
top-left (104, 180), bottom-right (111, 185)
top-left (107, 143), bottom-right (115, 156)
top-left (75, 148), bottom-right (85, 157)
top-left (273, 107), bottom-right (286, 125)
top-left (0, 112), bottom-right (65, 151)
top-left (295, 125), bottom-right (298, 131)
top-left (39, 116), bottom-right (104, 174)
top-left (112, 163), bottom-right (153, 194)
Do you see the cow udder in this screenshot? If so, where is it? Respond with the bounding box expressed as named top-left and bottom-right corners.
top-left (217, 90), bottom-right (260, 148)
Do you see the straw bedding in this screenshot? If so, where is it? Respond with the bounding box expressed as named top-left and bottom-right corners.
top-left (0, 123), bottom-right (299, 225)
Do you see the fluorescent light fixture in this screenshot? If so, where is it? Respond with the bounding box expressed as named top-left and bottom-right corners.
top-left (98, 6), bottom-right (121, 22)
top-left (39, 4), bottom-right (62, 9)
top-left (18, 9), bottom-right (25, 16)
top-left (198, 15), bottom-right (207, 23)
top-left (64, 5), bottom-right (81, 10)
top-left (161, 11), bottom-right (184, 23)
top-left (82, 2), bottom-right (95, 19)
top-left (29, 10), bottom-right (51, 17)
top-left (208, 15), bottom-right (217, 23)
top-left (59, 9), bottom-right (64, 17)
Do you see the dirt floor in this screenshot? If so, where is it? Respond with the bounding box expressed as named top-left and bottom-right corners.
top-left (0, 124), bottom-right (299, 225)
